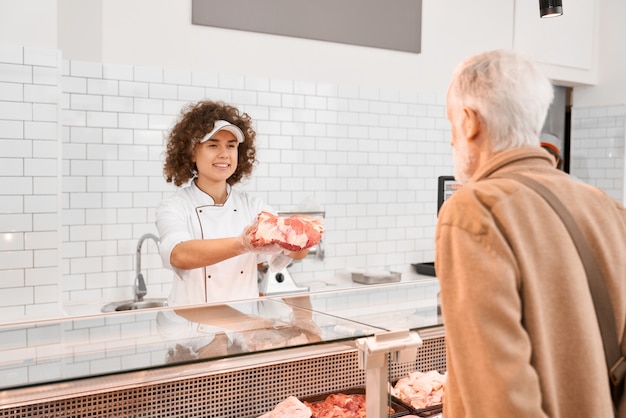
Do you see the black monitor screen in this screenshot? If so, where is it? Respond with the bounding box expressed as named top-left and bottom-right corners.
top-left (437, 175), bottom-right (462, 214)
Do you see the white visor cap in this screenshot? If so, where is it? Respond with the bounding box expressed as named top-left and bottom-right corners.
top-left (200, 120), bottom-right (245, 144)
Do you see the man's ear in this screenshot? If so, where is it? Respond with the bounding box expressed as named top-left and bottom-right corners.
top-left (462, 108), bottom-right (480, 140)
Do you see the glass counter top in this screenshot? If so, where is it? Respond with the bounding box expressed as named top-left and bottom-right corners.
top-left (0, 280), bottom-right (439, 391)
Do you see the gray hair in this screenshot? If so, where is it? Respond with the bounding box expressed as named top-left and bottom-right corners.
top-left (447, 49), bottom-right (554, 152)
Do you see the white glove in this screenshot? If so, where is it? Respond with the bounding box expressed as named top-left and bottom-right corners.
top-left (268, 253), bottom-right (292, 271)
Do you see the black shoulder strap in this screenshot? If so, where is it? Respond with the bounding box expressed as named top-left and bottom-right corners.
top-left (497, 173), bottom-right (625, 390)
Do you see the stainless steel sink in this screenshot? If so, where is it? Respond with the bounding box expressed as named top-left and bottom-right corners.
top-left (101, 298), bottom-right (168, 312)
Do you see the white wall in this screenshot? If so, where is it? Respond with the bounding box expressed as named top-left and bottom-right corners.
top-left (2, 0), bottom-right (614, 93)
top-left (574, 0), bottom-right (626, 107)
top-left (0, 1), bottom-right (57, 49)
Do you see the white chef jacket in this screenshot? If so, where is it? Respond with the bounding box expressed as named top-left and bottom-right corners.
top-left (156, 181), bottom-right (272, 306)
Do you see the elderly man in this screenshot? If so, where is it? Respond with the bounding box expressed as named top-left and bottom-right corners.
top-left (435, 49), bottom-right (626, 417)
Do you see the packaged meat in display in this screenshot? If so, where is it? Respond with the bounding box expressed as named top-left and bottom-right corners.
top-left (390, 370), bottom-right (446, 414)
top-left (246, 211), bottom-right (324, 252)
top-left (257, 395), bottom-right (311, 418)
top-left (300, 387), bottom-right (412, 418)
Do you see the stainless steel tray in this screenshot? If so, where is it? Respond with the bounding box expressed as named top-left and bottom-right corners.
top-left (351, 271), bottom-right (401, 284)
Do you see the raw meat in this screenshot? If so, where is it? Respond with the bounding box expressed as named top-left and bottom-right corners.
top-left (248, 211), bottom-right (324, 251)
top-left (390, 370), bottom-right (446, 410)
top-left (258, 395), bottom-right (311, 418)
top-left (304, 393), bottom-right (394, 418)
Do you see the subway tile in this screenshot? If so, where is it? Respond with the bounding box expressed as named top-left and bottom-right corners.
top-left (0, 81), bottom-right (24, 101)
top-left (0, 120), bottom-right (24, 138)
top-left (33, 212), bottom-right (57, 231)
top-left (33, 66), bottom-right (59, 86)
top-left (69, 192), bottom-right (103, 209)
top-left (0, 196), bottom-right (23, 214)
top-left (85, 208), bottom-right (119, 225)
top-left (258, 92), bottom-right (281, 107)
top-left (231, 89), bottom-right (257, 105)
top-left (117, 177), bottom-right (148, 193)
top-left (103, 95), bottom-right (133, 113)
top-left (0, 158), bottom-right (23, 176)
top-left (63, 109), bottom-right (87, 127)
top-left (0, 101), bottom-right (32, 120)
top-left (69, 126), bottom-right (103, 144)
top-left (118, 112), bottom-right (148, 129)
top-left (134, 66), bottom-right (163, 83)
top-left (100, 223), bottom-right (132, 241)
top-left (25, 121), bottom-right (57, 140)
top-left (245, 76), bottom-right (270, 92)
top-left (119, 80), bottom-right (149, 98)
top-left (88, 78), bottom-right (119, 96)
top-left (103, 128), bottom-right (133, 144)
top-left (134, 160), bottom-right (161, 176)
top-left (103, 63), bottom-right (134, 81)
top-left (101, 192), bottom-right (133, 209)
top-left (281, 93), bottom-right (305, 109)
top-left (219, 73), bottom-right (245, 90)
top-left (86, 239), bottom-right (118, 257)
top-left (62, 76), bottom-right (87, 94)
top-left (0, 63), bottom-right (31, 83)
top-left (62, 143), bottom-right (87, 161)
top-left (103, 160), bottom-right (134, 177)
top-left (0, 251), bottom-right (34, 270)
top-left (87, 143), bottom-right (118, 161)
top-left (133, 97), bottom-right (162, 114)
top-left (70, 61), bottom-right (102, 79)
top-left (32, 283), bottom-right (59, 302)
top-left (24, 48), bottom-right (59, 68)
top-left (133, 129), bottom-right (162, 145)
top-left (204, 87), bottom-right (232, 103)
top-left (163, 99), bottom-right (187, 115)
top-left (24, 158), bottom-right (57, 177)
top-left (164, 68), bottom-right (191, 85)
top-left (24, 231), bottom-right (58, 250)
top-left (86, 177), bottom-right (119, 193)
top-left (269, 107), bottom-right (292, 122)
top-left (23, 195), bottom-right (56, 215)
top-left (0, 232), bottom-right (24, 251)
top-left (191, 71), bottom-right (218, 87)
top-left (269, 78), bottom-right (292, 94)
top-left (86, 111), bottom-right (117, 128)
top-left (33, 103), bottom-right (58, 122)
top-left (149, 83), bottom-right (177, 100)
top-left (0, 178), bottom-right (32, 195)
top-left (70, 93), bottom-right (102, 111)
top-left (148, 114), bottom-right (173, 131)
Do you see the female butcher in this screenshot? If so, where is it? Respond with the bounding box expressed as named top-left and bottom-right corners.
top-left (155, 100), bottom-right (308, 307)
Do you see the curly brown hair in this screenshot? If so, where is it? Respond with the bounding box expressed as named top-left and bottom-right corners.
top-left (163, 100), bottom-right (257, 187)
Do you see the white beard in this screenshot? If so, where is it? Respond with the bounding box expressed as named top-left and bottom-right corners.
top-left (453, 136), bottom-right (475, 184)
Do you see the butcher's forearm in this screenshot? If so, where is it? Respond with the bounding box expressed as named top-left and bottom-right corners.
top-left (170, 238), bottom-right (245, 269)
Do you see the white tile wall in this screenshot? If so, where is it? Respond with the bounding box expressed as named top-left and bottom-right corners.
top-left (570, 105), bottom-right (625, 201)
top-left (0, 45), bottom-right (62, 321)
top-left (3, 45), bottom-right (622, 323)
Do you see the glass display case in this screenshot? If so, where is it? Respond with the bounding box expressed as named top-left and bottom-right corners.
top-left (0, 279), bottom-right (443, 418)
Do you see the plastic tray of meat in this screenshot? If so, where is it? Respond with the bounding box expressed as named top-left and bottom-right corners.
top-left (410, 403), bottom-right (443, 417)
top-left (300, 386), bottom-right (413, 418)
top-left (390, 370), bottom-right (445, 417)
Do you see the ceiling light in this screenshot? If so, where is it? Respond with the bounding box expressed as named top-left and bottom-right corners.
top-left (539, 0), bottom-right (563, 18)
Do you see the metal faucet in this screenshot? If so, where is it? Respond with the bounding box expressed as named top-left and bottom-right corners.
top-left (135, 233), bottom-right (160, 302)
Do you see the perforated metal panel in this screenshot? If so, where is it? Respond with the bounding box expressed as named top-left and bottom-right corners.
top-left (1, 334), bottom-right (445, 418)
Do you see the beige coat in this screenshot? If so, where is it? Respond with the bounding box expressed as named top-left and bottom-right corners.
top-left (435, 147), bottom-right (626, 418)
